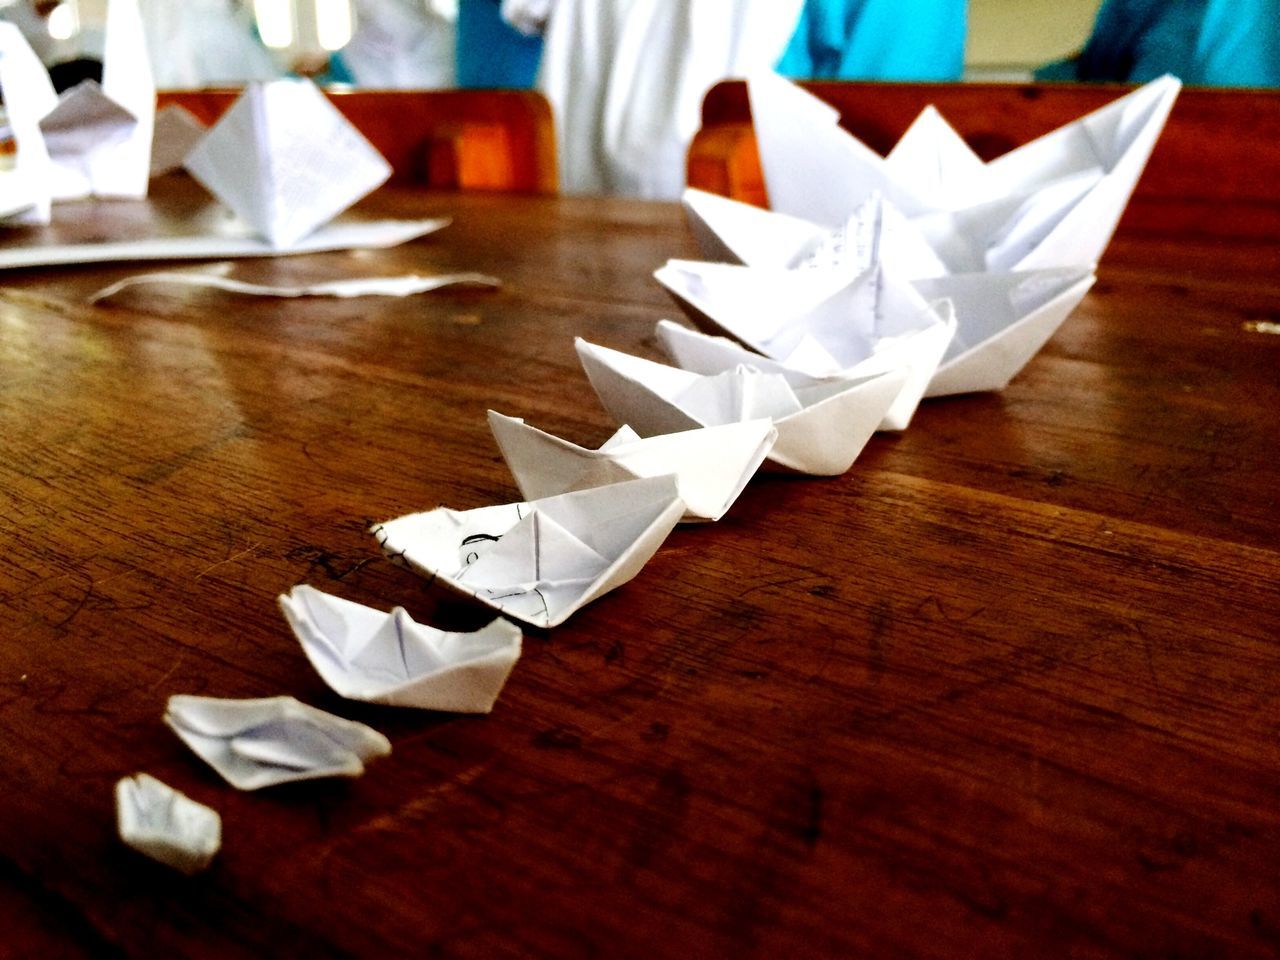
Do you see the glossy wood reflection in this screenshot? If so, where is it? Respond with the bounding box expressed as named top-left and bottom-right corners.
top-left (0, 180), bottom-right (1278, 958)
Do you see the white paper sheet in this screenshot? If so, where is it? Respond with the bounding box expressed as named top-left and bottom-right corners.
top-left (0, 217), bottom-right (448, 271)
top-left (575, 338), bottom-right (904, 476)
top-left (488, 411), bottom-right (776, 522)
top-left (89, 269), bottom-right (499, 303)
top-left (748, 72), bottom-right (1180, 271)
top-left (0, 23), bottom-right (57, 225)
top-left (184, 80), bottom-right (392, 249)
top-left (279, 585), bottom-right (522, 713)
top-left (165, 694), bottom-right (391, 790)
top-left (653, 257), bottom-right (955, 430)
top-left (372, 475), bottom-right (685, 628)
top-left (116, 773), bottom-right (220, 875)
top-left (150, 104), bottom-right (208, 177)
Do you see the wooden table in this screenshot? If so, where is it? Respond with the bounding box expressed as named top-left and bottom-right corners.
top-left (1, 179), bottom-right (1278, 959)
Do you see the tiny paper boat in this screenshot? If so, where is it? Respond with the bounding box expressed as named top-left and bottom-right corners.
top-left (488, 410), bottom-right (777, 522)
top-left (116, 773), bottom-right (220, 875)
top-left (165, 694), bottom-right (391, 791)
top-left (682, 188), bottom-right (947, 280)
top-left (575, 338), bottom-right (903, 476)
top-left (279, 585), bottom-right (522, 713)
top-left (748, 71), bottom-right (1180, 272)
top-left (653, 258), bottom-right (955, 430)
top-left (371, 474), bottom-right (685, 629)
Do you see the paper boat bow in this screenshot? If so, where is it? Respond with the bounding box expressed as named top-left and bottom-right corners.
top-left (372, 474), bottom-right (685, 628)
top-left (279, 585), bottom-right (522, 713)
top-left (488, 411), bottom-right (776, 522)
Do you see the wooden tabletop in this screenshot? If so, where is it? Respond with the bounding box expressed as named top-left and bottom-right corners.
top-left (1, 179), bottom-right (1278, 959)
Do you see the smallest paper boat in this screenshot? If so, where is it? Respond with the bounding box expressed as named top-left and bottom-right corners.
top-left (165, 694), bottom-right (391, 791)
top-left (372, 474), bottom-right (685, 629)
top-left (576, 338), bottom-right (903, 476)
top-left (116, 773), bottom-right (220, 875)
top-left (279, 585), bottom-right (521, 713)
top-left (488, 410), bottom-right (776, 522)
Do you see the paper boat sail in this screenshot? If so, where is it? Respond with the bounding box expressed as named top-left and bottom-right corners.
top-left (372, 474), bottom-right (685, 629)
top-left (654, 257), bottom-right (955, 430)
top-left (0, 24), bottom-right (57, 223)
top-left (575, 338), bottom-right (903, 475)
top-left (488, 411), bottom-right (776, 522)
top-left (748, 72), bottom-right (1180, 271)
top-left (279, 585), bottom-right (522, 713)
top-left (165, 695), bottom-right (391, 791)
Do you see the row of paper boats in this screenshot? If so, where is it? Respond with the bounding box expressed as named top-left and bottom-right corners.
top-left (116, 72), bottom-right (1181, 872)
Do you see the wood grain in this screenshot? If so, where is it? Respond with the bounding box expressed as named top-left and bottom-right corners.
top-left (0, 180), bottom-right (1278, 958)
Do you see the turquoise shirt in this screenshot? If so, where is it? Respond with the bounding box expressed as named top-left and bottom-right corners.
top-left (776, 0), bottom-right (966, 81)
top-left (455, 0), bottom-right (543, 89)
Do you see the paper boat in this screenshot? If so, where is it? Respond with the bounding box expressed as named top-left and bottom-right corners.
top-left (279, 585), bottom-right (522, 713)
top-left (576, 338), bottom-right (903, 475)
top-left (654, 258), bottom-right (955, 430)
top-left (184, 79), bottom-right (392, 249)
top-left (748, 71), bottom-right (1180, 271)
top-left (116, 773), bottom-right (220, 875)
top-left (0, 23), bottom-right (57, 224)
top-left (682, 188), bottom-right (947, 279)
top-left (488, 411), bottom-right (776, 522)
top-left (37, 0), bottom-right (155, 200)
top-left (371, 474), bottom-right (685, 628)
top-left (165, 694), bottom-right (391, 791)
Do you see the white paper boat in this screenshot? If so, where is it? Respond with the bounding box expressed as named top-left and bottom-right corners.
top-left (748, 71), bottom-right (1180, 271)
top-left (488, 411), bottom-right (776, 522)
top-left (184, 79), bottom-right (392, 249)
top-left (575, 338), bottom-right (903, 475)
top-left (653, 258), bottom-right (955, 430)
top-left (0, 23), bottom-right (57, 224)
top-left (165, 694), bottom-right (391, 791)
top-left (116, 773), bottom-right (220, 875)
top-left (279, 585), bottom-right (522, 713)
top-left (372, 474), bottom-right (685, 628)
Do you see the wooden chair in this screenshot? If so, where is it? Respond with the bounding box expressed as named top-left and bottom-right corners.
top-left (158, 88), bottom-right (558, 194)
top-left (686, 80), bottom-right (1280, 239)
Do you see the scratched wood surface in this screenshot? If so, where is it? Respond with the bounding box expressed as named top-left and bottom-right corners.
top-left (1, 178), bottom-right (1279, 959)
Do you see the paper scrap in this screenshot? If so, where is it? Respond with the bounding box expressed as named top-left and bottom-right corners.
top-left (165, 694), bottom-right (391, 790)
top-left (184, 80), bottom-right (392, 249)
top-left (372, 475), bottom-right (685, 629)
top-left (116, 773), bottom-right (220, 875)
top-left (89, 270), bottom-right (500, 303)
top-left (279, 585), bottom-right (522, 713)
top-left (488, 410), bottom-right (777, 522)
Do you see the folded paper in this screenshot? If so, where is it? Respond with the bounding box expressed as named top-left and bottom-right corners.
top-left (0, 23), bottom-right (56, 224)
top-left (184, 80), bottom-right (392, 249)
top-left (165, 694), bottom-right (391, 790)
top-left (488, 410), bottom-right (776, 521)
top-left (150, 105), bottom-right (208, 177)
top-left (279, 585), bottom-right (522, 713)
top-left (116, 773), bottom-right (220, 875)
top-left (89, 270), bottom-right (499, 303)
top-left (747, 71), bottom-right (1180, 271)
top-left (654, 257), bottom-right (955, 430)
top-left (576, 338), bottom-right (903, 476)
top-left (372, 474), bottom-right (685, 628)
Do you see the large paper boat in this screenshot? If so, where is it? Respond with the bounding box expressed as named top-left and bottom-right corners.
top-left (371, 475), bottom-right (685, 628)
top-left (654, 258), bottom-right (955, 429)
top-left (279, 585), bottom-right (522, 713)
top-left (488, 411), bottom-right (776, 522)
top-left (748, 72), bottom-right (1180, 271)
top-left (575, 338), bottom-right (903, 476)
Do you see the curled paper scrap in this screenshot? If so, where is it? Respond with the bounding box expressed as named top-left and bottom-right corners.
top-left (488, 411), bottom-right (776, 522)
top-left (90, 270), bottom-right (501, 303)
top-left (372, 475), bottom-right (685, 629)
top-left (165, 694), bottom-right (391, 791)
top-left (279, 585), bottom-right (522, 713)
top-left (116, 773), bottom-right (220, 875)
top-left (575, 338), bottom-right (904, 477)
